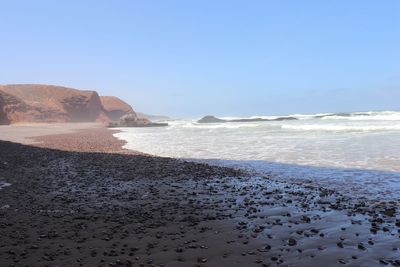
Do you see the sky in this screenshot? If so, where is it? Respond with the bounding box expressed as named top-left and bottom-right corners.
top-left (0, 0), bottom-right (399, 117)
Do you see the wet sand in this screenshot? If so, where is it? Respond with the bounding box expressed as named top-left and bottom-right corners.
top-left (0, 125), bottom-right (399, 266)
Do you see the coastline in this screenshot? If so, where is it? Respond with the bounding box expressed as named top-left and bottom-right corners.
top-left (0, 125), bottom-right (399, 266)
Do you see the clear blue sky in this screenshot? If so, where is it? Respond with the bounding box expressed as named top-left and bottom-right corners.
top-left (1, 0), bottom-right (399, 117)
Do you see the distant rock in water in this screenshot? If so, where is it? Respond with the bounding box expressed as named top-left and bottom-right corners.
top-left (197, 115), bottom-right (227, 123)
top-left (197, 115), bottom-right (298, 123)
top-left (314, 112), bottom-right (371, 119)
top-left (230, 117), bottom-right (297, 122)
top-left (270, 116), bottom-right (298, 121)
top-left (136, 112), bottom-right (171, 121)
top-left (108, 114), bottom-right (168, 128)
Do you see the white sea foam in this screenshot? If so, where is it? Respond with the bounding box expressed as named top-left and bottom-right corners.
top-left (322, 114), bottom-right (400, 121)
top-left (182, 122), bottom-right (260, 129)
top-left (320, 111), bottom-right (400, 121)
top-left (207, 111), bottom-right (400, 122)
top-left (289, 113), bottom-right (333, 120)
top-left (281, 123), bottom-right (400, 132)
top-left (0, 182), bottom-right (11, 190)
top-left (114, 110), bottom-right (400, 200)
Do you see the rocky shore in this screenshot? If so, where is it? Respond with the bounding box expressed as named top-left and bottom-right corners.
top-left (0, 127), bottom-right (399, 266)
top-left (107, 114), bottom-right (168, 128)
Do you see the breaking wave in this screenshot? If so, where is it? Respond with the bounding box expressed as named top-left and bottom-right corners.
top-left (207, 110), bottom-right (400, 122)
top-left (315, 111), bottom-right (400, 121)
top-left (281, 123), bottom-right (400, 132)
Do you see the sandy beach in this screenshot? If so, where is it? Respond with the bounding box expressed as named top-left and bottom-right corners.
top-left (3, 0), bottom-right (400, 265)
top-left (0, 124), bottom-right (399, 267)
top-left (0, 123), bottom-right (103, 145)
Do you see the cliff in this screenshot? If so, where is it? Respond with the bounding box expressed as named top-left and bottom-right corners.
top-left (100, 96), bottom-right (136, 121)
top-left (0, 89), bottom-right (49, 124)
top-left (0, 84), bottom-right (133, 124)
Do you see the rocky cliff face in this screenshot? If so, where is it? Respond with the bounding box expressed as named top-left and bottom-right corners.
top-left (100, 96), bottom-right (136, 121)
top-left (0, 92), bottom-right (11, 124)
top-left (0, 90), bottom-right (44, 124)
top-left (0, 84), bottom-right (134, 124)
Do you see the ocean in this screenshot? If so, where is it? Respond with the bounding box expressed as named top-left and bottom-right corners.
top-left (114, 111), bottom-right (400, 200)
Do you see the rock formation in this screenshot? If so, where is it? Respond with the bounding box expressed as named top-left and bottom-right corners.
top-left (0, 89), bottom-right (42, 124)
top-left (197, 115), bottom-right (227, 123)
top-left (136, 112), bottom-right (171, 121)
top-left (0, 84), bottom-right (139, 125)
top-left (197, 115), bottom-right (298, 123)
top-left (100, 96), bottom-right (136, 121)
top-left (0, 91), bottom-right (11, 124)
top-left (108, 114), bottom-right (168, 128)
top-left (0, 84), bottom-right (111, 124)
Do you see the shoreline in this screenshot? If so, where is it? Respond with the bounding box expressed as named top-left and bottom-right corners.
top-left (0, 125), bottom-right (399, 266)
top-left (0, 123), bottom-right (104, 145)
top-left (33, 128), bottom-right (132, 154)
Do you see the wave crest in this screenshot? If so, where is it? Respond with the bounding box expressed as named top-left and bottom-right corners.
top-left (282, 124), bottom-right (400, 132)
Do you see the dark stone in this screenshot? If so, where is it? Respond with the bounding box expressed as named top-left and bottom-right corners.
top-left (197, 115), bottom-right (226, 123)
top-left (108, 114), bottom-right (168, 128)
top-left (197, 115), bottom-right (298, 123)
top-left (288, 239), bottom-right (297, 246)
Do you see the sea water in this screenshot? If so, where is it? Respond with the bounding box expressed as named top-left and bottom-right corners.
top-left (114, 111), bottom-right (400, 200)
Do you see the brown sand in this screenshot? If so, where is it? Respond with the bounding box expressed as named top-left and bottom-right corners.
top-left (0, 123), bottom-right (103, 145)
top-left (33, 128), bottom-right (131, 154)
top-left (0, 125), bottom-right (399, 266)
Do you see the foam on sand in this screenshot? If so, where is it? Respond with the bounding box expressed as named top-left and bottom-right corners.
top-left (0, 181), bottom-right (11, 190)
